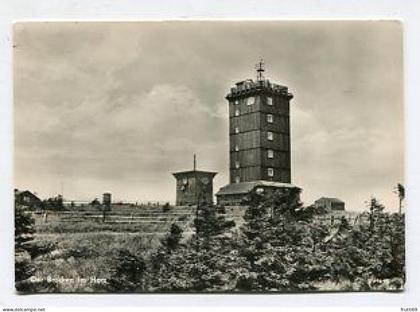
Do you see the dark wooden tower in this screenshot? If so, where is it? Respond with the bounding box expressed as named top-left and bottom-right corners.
top-left (226, 60), bottom-right (294, 184)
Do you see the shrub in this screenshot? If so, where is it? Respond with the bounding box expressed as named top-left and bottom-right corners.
top-left (15, 204), bottom-right (35, 291)
top-left (107, 249), bottom-right (147, 292)
top-left (42, 196), bottom-right (64, 211)
top-left (162, 202), bottom-right (171, 213)
top-left (15, 204), bottom-right (57, 292)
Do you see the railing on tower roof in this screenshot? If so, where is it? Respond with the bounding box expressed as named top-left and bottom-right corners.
top-left (227, 79), bottom-right (289, 99)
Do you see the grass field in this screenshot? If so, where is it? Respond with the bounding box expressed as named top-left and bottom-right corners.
top-left (28, 204), bottom-right (198, 292)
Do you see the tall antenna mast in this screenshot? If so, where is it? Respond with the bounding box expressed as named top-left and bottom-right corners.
top-left (193, 154), bottom-right (196, 171)
top-left (255, 58), bottom-right (265, 81)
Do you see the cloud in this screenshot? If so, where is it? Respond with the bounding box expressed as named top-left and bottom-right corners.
top-left (14, 21), bottom-right (403, 210)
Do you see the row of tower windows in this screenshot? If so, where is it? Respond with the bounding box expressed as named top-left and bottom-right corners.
top-left (233, 96), bottom-right (273, 106)
top-left (233, 150), bottom-right (274, 169)
top-left (233, 128), bottom-right (275, 142)
top-left (235, 168), bottom-right (274, 183)
top-left (235, 118), bottom-right (273, 133)
top-left (234, 109), bottom-right (274, 124)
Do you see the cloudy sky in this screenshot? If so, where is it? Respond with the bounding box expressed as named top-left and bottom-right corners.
top-left (14, 21), bottom-right (403, 211)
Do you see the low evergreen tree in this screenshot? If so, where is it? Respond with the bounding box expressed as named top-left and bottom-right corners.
top-left (15, 204), bottom-right (35, 291)
top-left (368, 197), bottom-right (385, 232)
top-left (161, 223), bottom-right (183, 253)
top-left (194, 205), bottom-right (235, 239)
top-left (42, 195), bottom-right (64, 211)
top-left (148, 205), bottom-right (238, 291)
top-left (162, 202), bottom-right (171, 213)
top-left (107, 249), bottom-right (147, 292)
top-left (236, 188), bottom-right (325, 291)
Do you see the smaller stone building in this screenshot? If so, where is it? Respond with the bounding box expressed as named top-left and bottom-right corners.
top-left (173, 170), bottom-right (217, 206)
top-left (314, 197), bottom-right (345, 212)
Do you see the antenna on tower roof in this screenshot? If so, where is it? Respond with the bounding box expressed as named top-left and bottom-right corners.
top-left (255, 58), bottom-right (265, 81)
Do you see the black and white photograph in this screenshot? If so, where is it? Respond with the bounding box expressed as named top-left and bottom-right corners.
top-left (13, 21), bottom-right (405, 294)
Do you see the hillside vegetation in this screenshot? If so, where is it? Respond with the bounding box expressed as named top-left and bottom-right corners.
top-left (16, 191), bottom-right (405, 292)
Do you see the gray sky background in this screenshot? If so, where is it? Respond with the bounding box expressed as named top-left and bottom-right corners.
top-left (14, 21), bottom-right (403, 211)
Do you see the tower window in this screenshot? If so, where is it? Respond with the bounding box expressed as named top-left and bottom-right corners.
top-left (267, 131), bottom-right (273, 141)
top-left (267, 97), bottom-right (273, 106)
top-left (246, 96), bottom-right (255, 105)
top-left (267, 114), bottom-right (273, 123)
top-left (268, 168), bottom-right (274, 177)
top-left (234, 100), bottom-right (239, 105)
top-left (268, 149), bottom-right (274, 158)
top-left (235, 161), bottom-right (240, 169)
top-left (235, 109), bottom-right (240, 116)
top-left (235, 176), bottom-right (240, 183)
top-left (234, 145), bottom-right (239, 152)
top-left (235, 127), bottom-right (240, 134)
